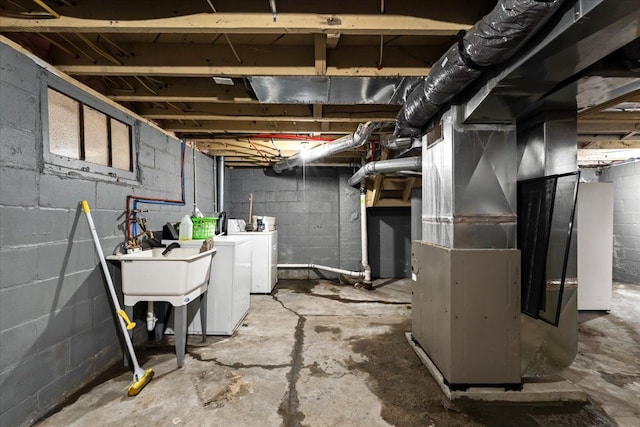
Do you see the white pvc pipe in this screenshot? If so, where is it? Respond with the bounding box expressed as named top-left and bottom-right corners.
top-left (192, 144), bottom-right (198, 216)
top-left (218, 156), bottom-right (225, 212)
top-left (212, 156), bottom-right (218, 212)
top-left (360, 188), bottom-right (372, 283)
top-left (278, 264), bottom-right (364, 279)
top-left (146, 301), bottom-right (157, 332)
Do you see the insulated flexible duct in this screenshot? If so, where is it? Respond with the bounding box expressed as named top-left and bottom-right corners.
top-left (395, 0), bottom-right (565, 137)
top-left (272, 121), bottom-right (377, 173)
top-left (347, 156), bottom-right (422, 186)
top-left (380, 134), bottom-right (415, 150)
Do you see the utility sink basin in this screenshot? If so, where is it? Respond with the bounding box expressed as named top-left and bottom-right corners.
top-left (107, 248), bottom-right (216, 297)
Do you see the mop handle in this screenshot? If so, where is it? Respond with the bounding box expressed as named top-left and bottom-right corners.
top-left (81, 201), bottom-right (142, 370)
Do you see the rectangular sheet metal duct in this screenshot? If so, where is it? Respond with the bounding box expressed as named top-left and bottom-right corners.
top-left (248, 76), bottom-right (421, 105)
top-left (422, 106), bottom-right (517, 249)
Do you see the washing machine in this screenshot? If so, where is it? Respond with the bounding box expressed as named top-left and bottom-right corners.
top-left (162, 235), bottom-right (252, 335)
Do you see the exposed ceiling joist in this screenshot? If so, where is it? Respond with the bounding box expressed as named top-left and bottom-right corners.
top-left (138, 103), bottom-right (399, 115)
top-left (162, 120), bottom-right (362, 133)
top-left (579, 140), bottom-right (640, 149)
top-left (2, 1), bottom-right (638, 169)
top-left (146, 113), bottom-right (397, 122)
top-left (0, 13), bottom-right (472, 36)
top-left (579, 112), bottom-right (640, 123)
top-left (314, 33), bottom-right (326, 76)
top-left (59, 64), bottom-right (431, 77)
top-left (106, 77), bottom-right (256, 103)
top-left (137, 103), bottom-right (398, 122)
top-left (578, 122), bottom-right (640, 133)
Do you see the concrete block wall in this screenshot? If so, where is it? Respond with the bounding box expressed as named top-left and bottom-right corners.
top-left (229, 167), bottom-right (362, 279)
top-left (599, 161), bottom-right (640, 283)
top-left (0, 42), bottom-right (214, 426)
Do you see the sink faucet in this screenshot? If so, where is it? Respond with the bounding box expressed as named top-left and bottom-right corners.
top-left (162, 242), bottom-right (181, 256)
top-left (126, 230), bottom-right (155, 252)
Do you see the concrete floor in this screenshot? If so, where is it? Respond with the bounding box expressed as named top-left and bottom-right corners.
top-left (36, 279), bottom-right (639, 427)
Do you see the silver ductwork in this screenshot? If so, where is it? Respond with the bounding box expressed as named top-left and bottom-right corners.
top-left (347, 156), bottom-right (422, 187)
top-left (395, 0), bottom-right (565, 137)
top-left (272, 121), bottom-right (377, 173)
top-left (380, 135), bottom-right (415, 150)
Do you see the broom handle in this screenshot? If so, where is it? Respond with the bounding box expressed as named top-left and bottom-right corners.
top-left (81, 201), bottom-right (142, 371)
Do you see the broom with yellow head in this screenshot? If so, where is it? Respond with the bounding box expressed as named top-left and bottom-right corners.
top-left (81, 200), bottom-right (154, 396)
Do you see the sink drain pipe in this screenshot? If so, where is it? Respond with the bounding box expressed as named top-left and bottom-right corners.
top-left (278, 264), bottom-right (364, 279)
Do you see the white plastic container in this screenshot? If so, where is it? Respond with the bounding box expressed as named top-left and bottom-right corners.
top-left (179, 215), bottom-right (193, 240)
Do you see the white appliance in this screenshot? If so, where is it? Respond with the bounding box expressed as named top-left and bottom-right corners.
top-left (577, 182), bottom-right (613, 311)
top-left (227, 227), bottom-right (278, 294)
top-left (162, 235), bottom-right (252, 335)
top-left (227, 219), bottom-right (246, 233)
top-left (252, 215), bottom-right (276, 231)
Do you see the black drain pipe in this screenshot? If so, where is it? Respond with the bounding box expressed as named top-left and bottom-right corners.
top-left (395, 0), bottom-right (565, 137)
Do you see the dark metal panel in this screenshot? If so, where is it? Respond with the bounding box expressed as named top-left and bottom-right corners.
top-left (463, 0), bottom-right (640, 123)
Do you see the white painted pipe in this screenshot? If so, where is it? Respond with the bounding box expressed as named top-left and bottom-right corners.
top-left (278, 264), bottom-right (364, 279)
top-left (192, 144), bottom-right (198, 216)
top-left (212, 156), bottom-right (218, 212)
top-left (218, 156), bottom-right (225, 211)
top-left (360, 187), bottom-right (371, 283)
top-left (146, 301), bottom-right (157, 332)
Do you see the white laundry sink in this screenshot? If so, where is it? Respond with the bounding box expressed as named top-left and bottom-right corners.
top-left (108, 247), bottom-right (216, 297)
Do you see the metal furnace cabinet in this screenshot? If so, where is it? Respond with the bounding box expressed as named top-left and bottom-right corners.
top-left (411, 241), bottom-right (521, 387)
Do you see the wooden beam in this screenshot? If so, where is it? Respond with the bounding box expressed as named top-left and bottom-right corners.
top-left (314, 34), bottom-right (326, 76)
top-left (578, 140), bottom-right (640, 149)
top-left (578, 122), bottom-right (640, 133)
top-left (379, 178), bottom-right (421, 191)
top-left (326, 32), bottom-right (341, 49)
top-left (107, 77), bottom-right (256, 103)
top-left (164, 120), bottom-right (360, 133)
top-left (313, 104), bottom-right (323, 119)
top-left (59, 64), bottom-right (431, 77)
top-left (370, 148), bottom-right (389, 206)
top-left (142, 112), bottom-right (396, 122)
top-left (367, 198), bottom-right (412, 208)
top-left (0, 13), bottom-right (472, 36)
top-left (49, 42), bottom-right (437, 77)
top-left (578, 148), bottom-right (640, 164)
top-left (578, 89), bottom-right (640, 117)
top-left (579, 112), bottom-right (640, 123)
top-left (402, 177), bottom-right (416, 202)
top-left (196, 143), bottom-right (277, 157)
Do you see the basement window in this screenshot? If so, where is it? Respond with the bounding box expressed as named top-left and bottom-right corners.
top-left (42, 76), bottom-right (137, 182)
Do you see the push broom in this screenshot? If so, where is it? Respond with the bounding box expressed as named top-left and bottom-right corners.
top-left (81, 200), bottom-right (154, 396)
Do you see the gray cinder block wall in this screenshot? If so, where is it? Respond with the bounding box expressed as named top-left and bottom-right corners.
top-left (229, 167), bottom-right (362, 278)
top-left (0, 41), bottom-right (214, 427)
top-left (599, 161), bottom-right (640, 283)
